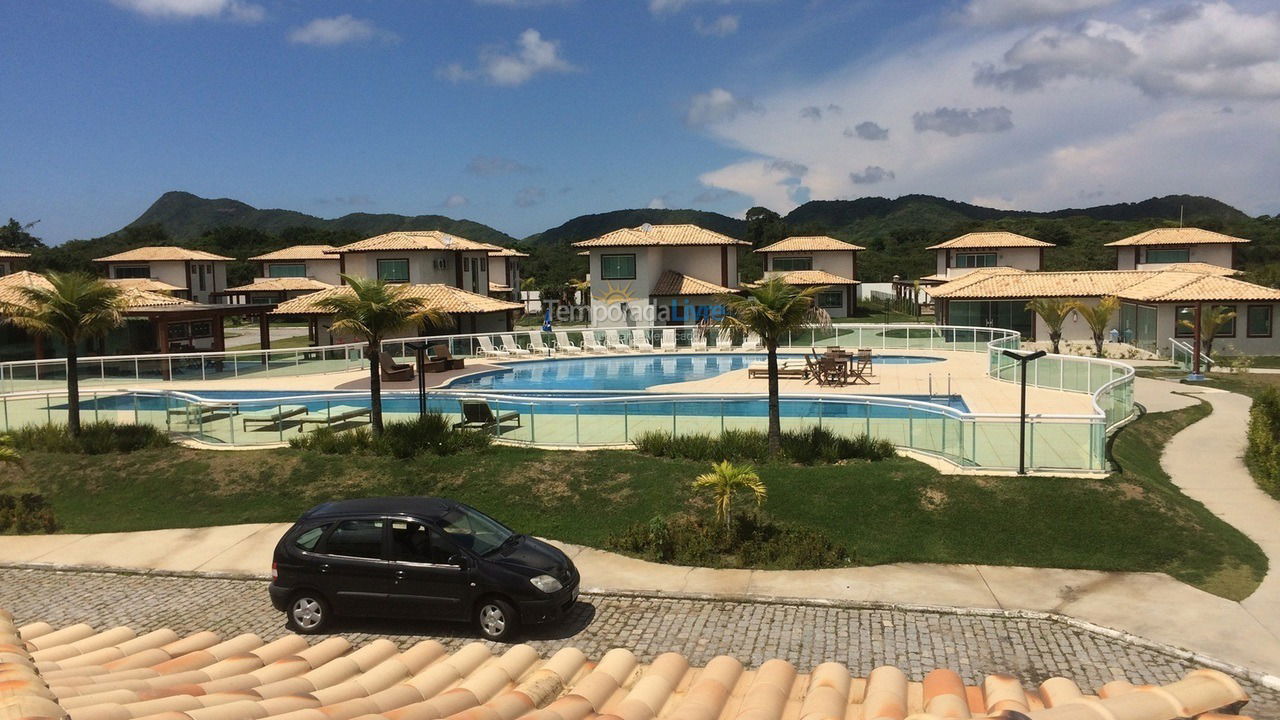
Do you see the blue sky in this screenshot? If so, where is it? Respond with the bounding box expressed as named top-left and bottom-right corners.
top-left (3, 0), bottom-right (1279, 244)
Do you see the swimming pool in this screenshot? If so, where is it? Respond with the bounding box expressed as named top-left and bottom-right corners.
top-left (446, 353), bottom-right (944, 393)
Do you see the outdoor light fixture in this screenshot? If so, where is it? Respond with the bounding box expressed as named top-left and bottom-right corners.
top-left (405, 342), bottom-right (429, 418)
top-left (1002, 348), bottom-right (1048, 475)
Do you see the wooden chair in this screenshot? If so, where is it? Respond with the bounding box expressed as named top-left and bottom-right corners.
top-left (378, 352), bottom-right (414, 381)
top-left (856, 348), bottom-right (874, 376)
top-left (428, 344), bottom-right (465, 370)
top-left (452, 400), bottom-right (521, 431)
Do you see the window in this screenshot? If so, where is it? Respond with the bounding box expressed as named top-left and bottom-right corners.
top-left (1248, 305), bottom-right (1273, 338)
top-left (817, 290), bottom-right (844, 308)
top-left (294, 526), bottom-right (327, 551)
top-left (481, 257), bottom-right (488, 272)
top-left (324, 519), bottom-right (384, 559)
top-left (377, 258), bottom-right (410, 283)
top-left (772, 256), bottom-right (812, 271)
top-left (112, 265), bottom-right (150, 279)
top-left (267, 263), bottom-right (307, 278)
top-left (1144, 247), bottom-right (1190, 264)
top-left (1213, 305), bottom-right (1237, 337)
top-left (462, 257), bottom-right (470, 271)
top-left (953, 253), bottom-right (996, 268)
top-left (190, 321), bottom-right (212, 339)
top-left (600, 254), bottom-right (636, 280)
top-left (438, 506), bottom-right (514, 556)
top-left (166, 323), bottom-right (189, 341)
top-left (390, 520), bottom-right (456, 565)
top-left (1175, 306), bottom-right (1194, 337)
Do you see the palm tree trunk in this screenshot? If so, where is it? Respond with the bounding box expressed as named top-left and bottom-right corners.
top-left (65, 339), bottom-right (81, 436)
top-left (766, 339), bottom-right (781, 457)
top-left (1094, 334), bottom-right (1104, 358)
top-left (368, 344), bottom-right (384, 434)
top-left (1050, 332), bottom-right (1061, 354)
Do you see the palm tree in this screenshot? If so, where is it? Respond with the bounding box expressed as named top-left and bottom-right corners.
top-left (1179, 305), bottom-right (1237, 359)
top-left (1070, 296), bottom-right (1119, 358)
top-left (1025, 298), bottom-right (1074, 354)
top-left (0, 272), bottom-right (126, 436)
top-left (316, 276), bottom-right (453, 434)
top-left (713, 276), bottom-right (831, 456)
top-left (693, 460), bottom-right (766, 533)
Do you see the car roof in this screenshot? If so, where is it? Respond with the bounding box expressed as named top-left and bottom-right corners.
top-left (301, 496), bottom-right (458, 520)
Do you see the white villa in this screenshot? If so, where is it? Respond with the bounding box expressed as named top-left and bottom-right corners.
top-left (92, 246), bottom-right (233, 304)
top-left (1108, 227), bottom-right (1248, 272)
top-left (755, 235), bottom-right (863, 317)
top-left (221, 245), bottom-right (341, 305)
top-left (0, 249), bottom-right (29, 277)
top-left (326, 231), bottom-right (496, 296)
top-left (486, 245), bottom-right (527, 301)
top-left (921, 232), bottom-right (1054, 285)
top-left (574, 224), bottom-right (749, 327)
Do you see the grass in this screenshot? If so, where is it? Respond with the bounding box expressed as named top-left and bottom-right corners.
top-left (1, 403), bottom-right (1265, 599)
top-left (226, 335), bottom-right (313, 351)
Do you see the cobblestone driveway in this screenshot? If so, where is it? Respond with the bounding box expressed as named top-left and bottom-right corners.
top-left (1, 568), bottom-right (1273, 716)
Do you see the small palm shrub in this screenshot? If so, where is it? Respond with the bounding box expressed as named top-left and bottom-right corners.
top-left (289, 413), bottom-right (490, 458)
top-left (606, 513), bottom-right (850, 569)
top-left (1246, 387), bottom-right (1280, 500)
top-left (9, 423), bottom-right (169, 454)
top-left (0, 493), bottom-right (59, 534)
top-left (634, 427), bottom-right (895, 464)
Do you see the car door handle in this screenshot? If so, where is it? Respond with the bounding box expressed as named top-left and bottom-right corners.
top-left (319, 564), bottom-right (329, 574)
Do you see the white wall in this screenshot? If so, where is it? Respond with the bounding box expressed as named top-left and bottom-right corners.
top-left (1117, 243), bottom-right (1236, 271)
top-left (336, 250), bottom-right (487, 292)
top-left (935, 247), bottom-right (1042, 278)
top-left (1155, 302), bottom-right (1280, 356)
top-left (764, 250), bottom-right (856, 279)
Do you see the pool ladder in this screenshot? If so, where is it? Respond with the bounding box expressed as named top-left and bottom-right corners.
top-left (927, 373), bottom-right (952, 400)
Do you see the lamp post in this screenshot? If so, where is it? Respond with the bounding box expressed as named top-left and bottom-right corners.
top-left (405, 342), bottom-right (428, 418)
top-left (1002, 348), bottom-right (1047, 475)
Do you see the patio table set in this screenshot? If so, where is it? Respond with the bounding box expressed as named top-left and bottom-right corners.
top-left (747, 347), bottom-right (875, 386)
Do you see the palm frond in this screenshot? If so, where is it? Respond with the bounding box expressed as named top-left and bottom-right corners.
top-left (316, 275), bottom-right (431, 345)
top-left (0, 272), bottom-right (127, 343)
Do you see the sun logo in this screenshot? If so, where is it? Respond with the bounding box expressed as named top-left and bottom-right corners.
top-left (594, 281), bottom-right (636, 304)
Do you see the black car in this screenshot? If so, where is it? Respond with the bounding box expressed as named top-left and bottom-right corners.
top-left (269, 497), bottom-right (579, 641)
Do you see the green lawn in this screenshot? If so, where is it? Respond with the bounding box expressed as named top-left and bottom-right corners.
top-left (3, 400), bottom-right (1264, 599)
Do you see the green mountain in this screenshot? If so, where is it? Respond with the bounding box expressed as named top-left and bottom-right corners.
top-left (127, 191), bottom-right (518, 246)
top-left (524, 208), bottom-right (746, 245)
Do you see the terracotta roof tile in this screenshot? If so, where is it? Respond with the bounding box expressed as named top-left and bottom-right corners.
top-left (1106, 228), bottom-right (1251, 246)
top-left (651, 270), bottom-right (733, 295)
top-left (92, 246), bottom-right (233, 262)
top-left (927, 232), bottom-right (1055, 250)
top-left (764, 269), bottom-right (859, 285)
top-left (0, 249), bottom-right (31, 258)
top-left (0, 609), bottom-right (1254, 720)
top-left (930, 266), bottom-right (1280, 303)
top-left (756, 236), bottom-right (866, 253)
top-left (331, 231), bottom-right (495, 253)
top-left (489, 281), bottom-right (513, 293)
top-left (270, 283), bottom-right (521, 315)
top-left (0, 270), bottom-right (193, 310)
top-left (104, 277), bottom-right (186, 293)
top-left (486, 246), bottom-right (530, 257)
top-left (574, 224), bottom-right (749, 248)
top-left (249, 245), bottom-right (340, 261)
top-left (224, 277), bottom-right (335, 292)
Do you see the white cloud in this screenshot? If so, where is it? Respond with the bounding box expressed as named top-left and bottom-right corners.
top-left (650, 0), bottom-right (765, 15)
top-left (694, 14), bottom-right (740, 36)
top-left (110, 0), bottom-right (263, 22)
top-left (690, 0), bottom-right (1280, 216)
top-left (960, 0), bottom-right (1119, 27)
top-left (441, 29), bottom-right (576, 86)
top-left (515, 186), bottom-right (547, 207)
top-left (441, 194), bottom-right (471, 209)
top-left (686, 88), bottom-right (761, 127)
top-left (648, 196), bottom-right (668, 209)
top-left (288, 15), bottom-right (397, 46)
top-left (850, 166), bottom-right (895, 184)
top-left (846, 121), bottom-right (889, 140)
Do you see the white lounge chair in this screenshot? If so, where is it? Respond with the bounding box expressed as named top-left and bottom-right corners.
top-left (604, 329), bottom-right (631, 352)
top-left (741, 333), bottom-right (761, 351)
top-left (632, 330), bottom-right (654, 352)
top-left (582, 331), bottom-right (608, 353)
top-left (554, 331), bottom-right (585, 354)
top-left (660, 329), bottom-right (677, 352)
top-left (715, 332), bottom-right (734, 351)
top-left (501, 334), bottom-right (532, 355)
top-left (691, 330), bottom-right (708, 352)
top-left (476, 336), bottom-right (510, 358)
top-left (241, 404), bottom-right (307, 431)
top-left (527, 332), bottom-right (550, 354)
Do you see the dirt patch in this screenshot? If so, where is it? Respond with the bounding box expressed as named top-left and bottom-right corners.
top-left (1116, 482), bottom-right (1147, 501)
top-left (918, 486), bottom-right (949, 511)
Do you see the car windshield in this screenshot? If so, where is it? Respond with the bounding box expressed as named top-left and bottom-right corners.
top-left (438, 505), bottom-right (515, 556)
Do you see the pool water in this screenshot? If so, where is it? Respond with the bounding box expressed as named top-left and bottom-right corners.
top-left (446, 353), bottom-right (943, 393)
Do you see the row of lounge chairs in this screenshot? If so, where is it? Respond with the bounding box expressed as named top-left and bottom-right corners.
top-left (477, 329), bottom-right (762, 357)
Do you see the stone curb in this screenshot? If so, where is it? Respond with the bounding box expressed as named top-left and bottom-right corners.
top-left (4, 561), bottom-right (1277, 692)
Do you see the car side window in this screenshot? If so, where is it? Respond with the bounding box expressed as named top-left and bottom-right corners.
top-left (294, 525), bottom-right (327, 552)
top-left (390, 520), bottom-right (457, 565)
top-left (323, 519), bottom-right (384, 559)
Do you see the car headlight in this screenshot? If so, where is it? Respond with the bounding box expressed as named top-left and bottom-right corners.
top-left (530, 575), bottom-right (563, 593)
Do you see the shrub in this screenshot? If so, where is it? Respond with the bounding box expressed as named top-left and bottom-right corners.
top-left (9, 422), bottom-right (169, 455)
top-left (606, 512), bottom-right (850, 570)
top-left (633, 426), bottom-right (894, 464)
top-left (0, 493), bottom-right (59, 534)
top-left (289, 413), bottom-right (490, 458)
top-left (1246, 387), bottom-right (1280, 499)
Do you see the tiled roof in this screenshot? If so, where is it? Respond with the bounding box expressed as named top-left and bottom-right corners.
top-left (755, 236), bottom-right (866, 253)
top-left (271, 283), bottom-right (522, 315)
top-left (1154, 262), bottom-right (1241, 276)
top-left (1106, 228), bottom-right (1251, 246)
top-left (486, 246), bottom-right (530, 258)
top-left (490, 281), bottom-right (513, 293)
top-left (574, 224), bottom-right (749, 248)
top-left (927, 232), bottom-right (1055, 250)
top-left (930, 266), bottom-right (1280, 303)
top-left (224, 277), bottom-right (335, 292)
top-left (249, 245), bottom-right (340, 261)
top-left (330, 231), bottom-right (495, 253)
top-left (0, 609), bottom-right (1254, 720)
top-left (761, 270), bottom-right (859, 285)
top-left (0, 248), bottom-right (31, 258)
top-left (93, 246), bottom-right (233, 262)
top-left (104, 277), bottom-right (186, 293)
top-left (0, 270), bottom-right (193, 310)
top-left (651, 270), bottom-right (733, 295)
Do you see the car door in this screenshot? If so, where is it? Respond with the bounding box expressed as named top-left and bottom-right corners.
top-left (317, 517), bottom-right (395, 616)
top-left (386, 519), bottom-right (472, 621)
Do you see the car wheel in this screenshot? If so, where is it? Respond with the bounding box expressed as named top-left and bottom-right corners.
top-left (475, 598), bottom-right (518, 642)
top-left (286, 592), bottom-right (331, 634)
